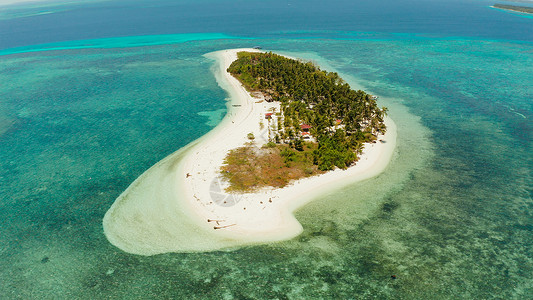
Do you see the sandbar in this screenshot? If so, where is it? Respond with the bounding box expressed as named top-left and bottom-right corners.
top-left (103, 48), bottom-right (397, 255)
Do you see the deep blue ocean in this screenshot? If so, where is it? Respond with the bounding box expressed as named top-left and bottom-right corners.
top-left (0, 0), bottom-right (531, 298)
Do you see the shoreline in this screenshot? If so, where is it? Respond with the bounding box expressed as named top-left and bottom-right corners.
top-left (103, 48), bottom-right (397, 255)
top-left (491, 4), bottom-right (533, 15)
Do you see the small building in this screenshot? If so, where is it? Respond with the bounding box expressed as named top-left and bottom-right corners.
top-left (265, 113), bottom-right (273, 119)
top-left (335, 119), bottom-right (342, 126)
top-left (300, 124), bottom-right (311, 132)
top-left (301, 132), bottom-right (311, 139)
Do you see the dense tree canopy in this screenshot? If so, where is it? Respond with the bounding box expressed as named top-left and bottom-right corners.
top-left (228, 51), bottom-right (387, 170)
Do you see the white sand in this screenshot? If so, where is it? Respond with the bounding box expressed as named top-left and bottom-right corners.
top-left (103, 48), bottom-right (397, 255)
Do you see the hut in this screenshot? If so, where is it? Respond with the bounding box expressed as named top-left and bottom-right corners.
top-left (301, 132), bottom-right (311, 139)
top-left (300, 124), bottom-right (311, 132)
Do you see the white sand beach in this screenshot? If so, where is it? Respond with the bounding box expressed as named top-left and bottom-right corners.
top-left (103, 48), bottom-right (397, 255)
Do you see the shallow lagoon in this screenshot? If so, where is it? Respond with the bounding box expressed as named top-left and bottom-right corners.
top-left (0, 36), bottom-right (530, 298)
top-left (0, 0), bottom-right (532, 297)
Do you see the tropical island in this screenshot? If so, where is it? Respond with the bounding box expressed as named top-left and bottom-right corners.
top-left (493, 4), bottom-right (533, 14)
top-left (102, 48), bottom-right (396, 255)
top-left (222, 51), bottom-right (387, 191)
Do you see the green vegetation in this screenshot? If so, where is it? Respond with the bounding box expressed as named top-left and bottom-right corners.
top-left (222, 51), bottom-right (387, 192)
top-left (493, 4), bottom-right (533, 14)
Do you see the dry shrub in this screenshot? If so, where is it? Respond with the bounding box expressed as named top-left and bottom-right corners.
top-left (220, 143), bottom-right (323, 192)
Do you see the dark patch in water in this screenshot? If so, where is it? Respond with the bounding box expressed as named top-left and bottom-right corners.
top-left (315, 265), bottom-right (343, 284)
top-left (379, 198), bottom-right (400, 219)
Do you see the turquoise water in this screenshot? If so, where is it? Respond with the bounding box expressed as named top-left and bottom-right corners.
top-left (0, 33), bottom-right (241, 56)
top-left (0, 0), bottom-right (532, 297)
top-left (0, 36), bottom-right (530, 299)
